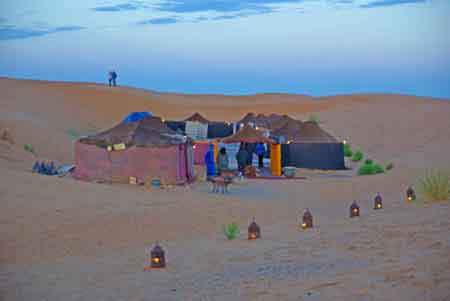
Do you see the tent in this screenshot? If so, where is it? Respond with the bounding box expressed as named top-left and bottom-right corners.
top-left (184, 112), bottom-right (210, 124)
top-left (207, 122), bottom-right (234, 138)
top-left (274, 121), bottom-right (345, 170)
top-left (122, 112), bottom-right (152, 123)
top-left (165, 114), bottom-right (234, 139)
top-left (236, 113), bottom-right (296, 132)
top-left (74, 116), bottom-right (194, 185)
top-left (221, 125), bottom-right (275, 144)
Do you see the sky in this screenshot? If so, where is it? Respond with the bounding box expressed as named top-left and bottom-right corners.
top-left (0, 0), bottom-right (449, 98)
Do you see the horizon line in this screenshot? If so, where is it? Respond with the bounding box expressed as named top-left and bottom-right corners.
top-left (1, 76), bottom-right (449, 102)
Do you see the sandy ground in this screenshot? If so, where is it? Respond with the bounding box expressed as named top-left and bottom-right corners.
top-left (0, 77), bottom-right (450, 300)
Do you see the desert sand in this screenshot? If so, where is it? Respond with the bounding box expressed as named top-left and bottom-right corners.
top-left (0, 77), bottom-right (449, 300)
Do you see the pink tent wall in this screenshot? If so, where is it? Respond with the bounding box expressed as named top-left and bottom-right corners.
top-left (74, 141), bottom-right (193, 185)
top-left (193, 142), bottom-right (210, 165)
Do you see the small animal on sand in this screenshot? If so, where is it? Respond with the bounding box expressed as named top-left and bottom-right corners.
top-left (209, 176), bottom-right (233, 194)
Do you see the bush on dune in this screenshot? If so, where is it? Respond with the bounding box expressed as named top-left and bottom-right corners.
top-left (358, 160), bottom-right (385, 176)
top-left (307, 114), bottom-right (320, 124)
top-left (222, 223), bottom-right (240, 240)
top-left (386, 162), bottom-right (394, 170)
top-left (343, 143), bottom-right (353, 157)
top-left (417, 170), bottom-right (450, 202)
top-left (351, 150), bottom-right (363, 162)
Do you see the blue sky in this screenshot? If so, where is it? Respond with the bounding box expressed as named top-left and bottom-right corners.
top-left (0, 0), bottom-right (449, 98)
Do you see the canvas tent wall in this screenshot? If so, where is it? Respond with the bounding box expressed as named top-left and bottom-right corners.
top-left (164, 119), bottom-right (234, 139)
top-left (207, 122), bottom-right (234, 138)
top-left (164, 121), bottom-right (186, 134)
top-left (275, 121), bottom-right (345, 170)
top-left (74, 116), bottom-right (194, 184)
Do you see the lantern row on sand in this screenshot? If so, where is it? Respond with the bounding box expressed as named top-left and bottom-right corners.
top-left (146, 187), bottom-right (415, 269)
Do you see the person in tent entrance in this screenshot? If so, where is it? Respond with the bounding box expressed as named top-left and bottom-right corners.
top-left (108, 70), bottom-right (117, 87)
top-left (204, 144), bottom-right (217, 179)
top-left (255, 142), bottom-right (265, 169)
top-left (236, 143), bottom-right (249, 175)
top-left (217, 147), bottom-right (229, 175)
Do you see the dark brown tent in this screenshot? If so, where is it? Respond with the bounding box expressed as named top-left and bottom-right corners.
top-left (79, 116), bottom-right (186, 148)
top-left (271, 118), bottom-right (304, 140)
top-left (237, 113), bottom-right (298, 131)
top-left (184, 112), bottom-right (210, 124)
top-left (221, 125), bottom-right (275, 144)
top-left (75, 116), bottom-right (194, 184)
top-left (277, 121), bottom-right (345, 170)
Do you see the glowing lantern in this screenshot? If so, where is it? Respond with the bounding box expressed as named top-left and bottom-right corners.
top-left (373, 193), bottom-right (382, 210)
top-left (248, 218), bottom-right (261, 240)
top-left (301, 209), bottom-right (313, 229)
top-left (343, 140), bottom-right (347, 145)
top-left (150, 242), bottom-right (166, 268)
top-left (350, 201), bottom-right (360, 218)
top-left (406, 187), bottom-right (416, 202)
top-left (193, 145), bottom-right (197, 149)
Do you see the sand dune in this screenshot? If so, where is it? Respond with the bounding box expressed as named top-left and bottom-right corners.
top-left (0, 78), bottom-right (449, 300)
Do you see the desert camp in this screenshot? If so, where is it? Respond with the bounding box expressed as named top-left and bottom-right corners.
top-left (1, 80), bottom-right (449, 300)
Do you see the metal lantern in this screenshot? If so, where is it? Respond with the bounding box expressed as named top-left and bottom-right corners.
top-left (150, 242), bottom-right (166, 268)
top-left (373, 193), bottom-right (383, 210)
top-left (350, 201), bottom-right (360, 218)
top-left (301, 209), bottom-right (313, 229)
top-left (248, 218), bottom-right (261, 240)
top-left (406, 187), bottom-right (416, 202)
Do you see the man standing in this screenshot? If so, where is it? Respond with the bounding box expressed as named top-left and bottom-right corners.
top-left (204, 144), bottom-right (217, 179)
top-left (255, 143), bottom-right (265, 169)
top-left (108, 70), bottom-right (118, 87)
top-left (236, 143), bottom-right (249, 175)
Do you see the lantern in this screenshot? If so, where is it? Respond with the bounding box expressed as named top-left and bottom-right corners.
top-left (248, 218), bottom-right (261, 240)
top-left (373, 193), bottom-right (382, 210)
top-left (150, 242), bottom-right (166, 268)
top-left (406, 187), bottom-right (416, 202)
top-left (301, 209), bottom-right (313, 229)
top-left (350, 201), bottom-right (360, 218)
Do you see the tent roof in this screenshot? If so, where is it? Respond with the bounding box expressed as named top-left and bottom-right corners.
top-left (184, 112), bottom-right (210, 123)
top-left (237, 113), bottom-right (297, 130)
top-left (79, 116), bottom-right (188, 147)
top-left (272, 118), bottom-right (304, 140)
top-left (277, 121), bottom-right (338, 143)
top-left (221, 125), bottom-right (275, 144)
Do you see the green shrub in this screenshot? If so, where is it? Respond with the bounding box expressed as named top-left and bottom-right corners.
top-left (358, 162), bottom-right (385, 176)
top-left (307, 114), bottom-right (320, 124)
top-left (417, 170), bottom-right (450, 202)
top-left (23, 144), bottom-right (36, 156)
top-left (343, 143), bottom-right (353, 157)
top-left (351, 150), bottom-right (363, 162)
top-left (358, 163), bottom-right (374, 175)
top-left (386, 162), bottom-right (394, 170)
top-left (365, 159), bottom-right (373, 165)
top-left (373, 163), bottom-right (385, 174)
top-left (222, 223), bottom-right (240, 240)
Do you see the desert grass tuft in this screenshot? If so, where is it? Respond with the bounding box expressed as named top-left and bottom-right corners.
top-left (222, 223), bottom-right (240, 240)
top-left (417, 170), bottom-right (450, 202)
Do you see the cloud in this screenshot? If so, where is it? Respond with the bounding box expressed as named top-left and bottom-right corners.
top-left (0, 17), bottom-right (6, 24)
top-left (156, 0), bottom-right (302, 14)
top-left (137, 17), bottom-right (179, 25)
top-left (92, 2), bottom-right (145, 12)
top-left (360, 0), bottom-right (426, 8)
top-left (0, 25), bottom-right (85, 41)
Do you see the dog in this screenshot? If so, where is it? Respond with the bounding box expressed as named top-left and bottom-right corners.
top-left (209, 175), bottom-right (233, 194)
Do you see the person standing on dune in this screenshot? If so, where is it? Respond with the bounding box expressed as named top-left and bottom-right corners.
top-left (108, 71), bottom-right (117, 87)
